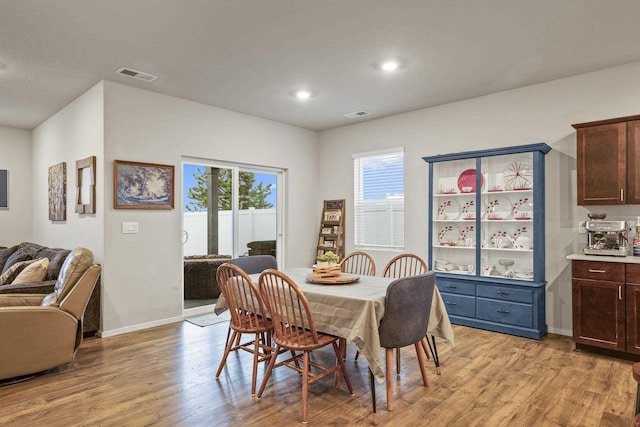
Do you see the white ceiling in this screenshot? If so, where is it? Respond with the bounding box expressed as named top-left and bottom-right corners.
top-left (2, 0), bottom-right (640, 131)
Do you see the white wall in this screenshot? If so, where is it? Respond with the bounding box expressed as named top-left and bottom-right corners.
top-left (102, 81), bottom-right (318, 334)
top-left (31, 82), bottom-right (105, 259)
top-left (0, 125), bottom-right (32, 245)
top-left (318, 61), bottom-right (640, 336)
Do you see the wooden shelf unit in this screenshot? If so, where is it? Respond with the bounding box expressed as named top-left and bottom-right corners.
top-left (316, 199), bottom-right (345, 261)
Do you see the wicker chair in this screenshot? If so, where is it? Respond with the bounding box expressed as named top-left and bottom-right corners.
top-left (380, 253), bottom-right (439, 375)
top-left (215, 263), bottom-right (276, 396)
top-left (256, 269), bottom-right (354, 423)
top-left (371, 272), bottom-right (435, 420)
top-left (340, 251), bottom-right (376, 276)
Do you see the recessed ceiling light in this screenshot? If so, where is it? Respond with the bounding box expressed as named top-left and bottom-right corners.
top-left (295, 90), bottom-right (313, 100)
top-left (380, 61), bottom-right (399, 72)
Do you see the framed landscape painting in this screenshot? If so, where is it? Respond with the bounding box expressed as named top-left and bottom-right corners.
top-left (114, 160), bottom-right (174, 209)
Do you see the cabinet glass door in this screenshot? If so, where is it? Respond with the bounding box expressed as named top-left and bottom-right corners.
top-left (480, 153), bottom-right (534, 280)
top-left (432, 158), bottom-right (478, 275)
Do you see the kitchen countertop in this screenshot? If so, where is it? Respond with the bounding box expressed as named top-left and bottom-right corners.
top-left (567, 253), bottom-right (640, 264)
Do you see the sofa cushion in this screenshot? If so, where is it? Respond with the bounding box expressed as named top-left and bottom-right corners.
top-left (17, 242), bottom-right (45, 258)
top-left (1, 247), bottom-right (33, 275)
top-left (32, 247), bottom-right (71, 280)
top-left (12, 258), bottom-right (50, 284)
top-left (0, 245), bottom-right (19, 273)
top-left (0, 259), bottom-right (37, 285)
top-left (55, 247), bottom-right (94, 301)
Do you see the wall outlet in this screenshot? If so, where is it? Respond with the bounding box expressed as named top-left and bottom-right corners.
top-left (578, 221), bottom-right (586, 234)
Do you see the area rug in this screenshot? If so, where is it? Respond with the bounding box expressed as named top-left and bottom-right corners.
top-left (185, 310), bottom-right (230, 327)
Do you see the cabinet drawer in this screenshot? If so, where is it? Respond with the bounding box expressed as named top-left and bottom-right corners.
top-left (477, 298), bottom-right (533, 328)
top-left (627, 263), bottom-right (640, 284)
top-left (436, 279), bottom-right (475, 296)
top-left (439, 293), bottom-right (475, 317)
top-left (572, 260), bottom-right (624, 282)
top-left (477, 284), bottom-right (532, 304)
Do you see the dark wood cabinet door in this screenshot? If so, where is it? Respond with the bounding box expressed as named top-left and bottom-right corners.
top-left (626, 283), bottom-right (640, 354)
top-left (576, 122), bottom-right (626, 205)
top-left (627, 120), bottom-right (640, 204)
top-left (572, 278), bottom-right (625, 350)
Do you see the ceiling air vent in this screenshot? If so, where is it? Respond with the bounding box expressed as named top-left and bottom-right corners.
top-left (115, 67), bottom-right (158, 83)
top-left (344, 111), bottom-right (370, 119)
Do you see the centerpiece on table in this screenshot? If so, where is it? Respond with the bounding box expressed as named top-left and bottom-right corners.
top-left (313, 251), bottom-right (341, 277)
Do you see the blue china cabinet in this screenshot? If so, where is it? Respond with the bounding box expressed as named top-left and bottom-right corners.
top-left (423, 143), bottom-right (551, 339)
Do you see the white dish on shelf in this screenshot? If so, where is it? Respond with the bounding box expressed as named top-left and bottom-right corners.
top-left (438, 199), bottom-right (461, 220)
top-left (511, 225), bottom-right (532, 249)
top-left (438, 225), bottom-right (460, 246)
top-left (512, 196), bottom-right (533, 220)
top-left (504, 160), bottom-right (533, 190)
top-left (515, 270), bottom-right (533, 279)
top-left (490, 230), bottom-right (511, 248)
top-left (485, 196), bottom-right (512, 220)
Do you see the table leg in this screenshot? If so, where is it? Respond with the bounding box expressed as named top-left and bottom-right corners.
top-left (426, 334), bottom-right (441, 375)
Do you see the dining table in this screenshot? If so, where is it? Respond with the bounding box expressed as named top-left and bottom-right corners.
top-left (215, 267), bottom-right (454, 382)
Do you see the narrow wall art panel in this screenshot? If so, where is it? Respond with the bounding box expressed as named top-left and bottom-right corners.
top-left (0, 169), bottom-right (7, 208)
top-left (48, 162), bottom-right (66, 221)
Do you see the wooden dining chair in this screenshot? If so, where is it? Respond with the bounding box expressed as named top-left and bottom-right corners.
top-left (382, 253), bottom-right (427, 278)
top-left (215, 263), bottom-right (277, 396)
top-left (340, 251), bottom-right (376, 276)
top-left (225, 255), bottom-right (278, 347)
top-left (370, 272), bottom-right (435, 421)
top-left (256, 269), bottom-right (355, 423)
top-left (382, 253), bottom-right (441, 376)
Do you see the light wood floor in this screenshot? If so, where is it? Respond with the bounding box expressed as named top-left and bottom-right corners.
top-left (0, 320), bottom-right (636, 426)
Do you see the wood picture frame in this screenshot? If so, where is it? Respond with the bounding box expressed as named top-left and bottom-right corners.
top-left (114, 160), bottom-right (174, 209)
top-left (76, 156), bottom-right (96, 214)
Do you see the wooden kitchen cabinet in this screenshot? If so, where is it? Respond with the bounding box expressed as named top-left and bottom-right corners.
top-left (573, 115), bottom-right (640, 205)
top-left (571, 260), bottom-right (640, 357)
top-left (571, 260), bottom-right (625, 350)
top-left (626, 264), bottom-right (640, 354)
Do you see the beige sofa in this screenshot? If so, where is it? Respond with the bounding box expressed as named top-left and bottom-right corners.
top-left (0, 242), bottom-right (100, 334)
top-left (0, 247), bottom-right (101, 381)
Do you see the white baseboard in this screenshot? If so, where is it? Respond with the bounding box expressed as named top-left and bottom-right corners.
top-left (98, 315), bottom-right (184, 338)
top-left (547, 326), bottom-right (571, 337)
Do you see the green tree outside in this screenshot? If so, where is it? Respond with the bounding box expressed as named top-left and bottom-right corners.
top-left (185, 167), bottom-right (273, 211)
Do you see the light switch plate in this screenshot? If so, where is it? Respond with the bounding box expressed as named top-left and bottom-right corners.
top-left (122, 222), bottom-right (139, 234)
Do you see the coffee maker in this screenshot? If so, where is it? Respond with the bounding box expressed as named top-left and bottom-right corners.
top-left (583, 213), bottom-right (629, 257)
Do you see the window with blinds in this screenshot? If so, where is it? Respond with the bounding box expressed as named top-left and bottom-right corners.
top-left (353, 148), bottom-right (404, 250)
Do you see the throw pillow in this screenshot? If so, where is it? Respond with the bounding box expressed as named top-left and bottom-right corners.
top-left (12, 257), bottom-right (50, 284)
top-left (0, 245), bottom-right (19, 273)
top-left (0, 259), bottom-right (37, 285)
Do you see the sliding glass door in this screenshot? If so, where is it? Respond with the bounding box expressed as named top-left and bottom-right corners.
top-left (182, 159), bottom-right (282, 310)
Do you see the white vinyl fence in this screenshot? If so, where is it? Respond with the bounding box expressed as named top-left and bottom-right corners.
top-left (183, 208), bottom-right (276, 256)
